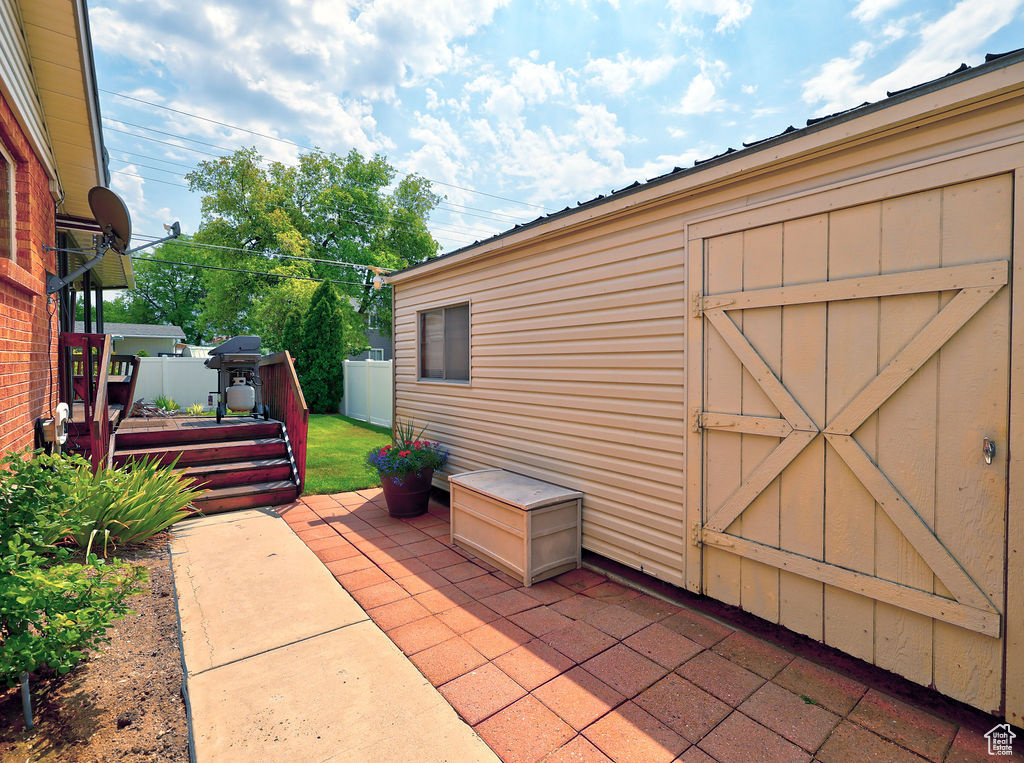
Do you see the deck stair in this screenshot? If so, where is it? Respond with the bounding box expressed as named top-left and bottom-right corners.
top-left (112, 417), bottom-right (300, 514)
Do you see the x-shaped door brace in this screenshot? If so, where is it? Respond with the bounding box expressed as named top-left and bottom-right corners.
top-left (697, 260), bottom-right (1007, 637)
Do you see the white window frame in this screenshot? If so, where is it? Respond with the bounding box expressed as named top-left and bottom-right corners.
top-left (368, 347), bottom-right (385, 361)
top-left (0, 141), bottom-right (14, 261)
top-left (417, 302), bottom-right (471, 384)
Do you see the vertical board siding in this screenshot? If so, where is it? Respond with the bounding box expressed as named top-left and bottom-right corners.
top-left (696, 175), bottom-right (1010, 712)
top-left (395, 217), bottom-right (687, 585)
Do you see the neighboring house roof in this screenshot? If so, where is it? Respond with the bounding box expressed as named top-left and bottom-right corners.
top-left (75, 322), bottom-right (186, 339)
top-left (390, 47), bottom-right (1024, 282)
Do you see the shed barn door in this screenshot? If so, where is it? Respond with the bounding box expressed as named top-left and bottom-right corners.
top-left (690, 175), bottom-right (1011, 711)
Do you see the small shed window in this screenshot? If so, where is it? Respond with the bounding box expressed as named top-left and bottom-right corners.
top-left (0, 143), bottom-right (13, 260)
top-left (419, 303), bottom-right (469, 381)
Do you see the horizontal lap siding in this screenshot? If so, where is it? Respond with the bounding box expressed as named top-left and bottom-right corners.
top-left (395, 213), bottom-right (686, 585)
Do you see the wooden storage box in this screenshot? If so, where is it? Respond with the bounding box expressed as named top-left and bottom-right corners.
top-left (449, 469), bottom-right (582, 587)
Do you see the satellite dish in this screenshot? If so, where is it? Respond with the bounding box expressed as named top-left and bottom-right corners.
top-left (88, 186), bottom-right (132, 254)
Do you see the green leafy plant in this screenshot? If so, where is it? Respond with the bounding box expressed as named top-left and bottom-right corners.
top-left (136, 349), bottom-right (151, 357)
top-left (300, 281), bottom-right (347, 413)
top-left (66, 456), bottom-right (204, 551)
top-left (152, 395), bottom-right (179, 412)
top-left (365, 419), bottom-right (448, 484)
top-left (0, 450), bottom-right (148, 687)
top-left (186, 402), bottom-right (204, 415)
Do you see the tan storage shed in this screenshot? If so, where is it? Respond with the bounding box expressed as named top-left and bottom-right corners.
top-left (389, 51), bottom-right (1024, 722)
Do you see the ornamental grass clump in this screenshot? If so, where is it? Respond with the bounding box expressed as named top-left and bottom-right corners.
top-left (365, 419), bottom-right (448, 485)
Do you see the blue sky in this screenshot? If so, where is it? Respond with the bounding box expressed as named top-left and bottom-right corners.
top-left (88, 0), bottom-right (1024, 253)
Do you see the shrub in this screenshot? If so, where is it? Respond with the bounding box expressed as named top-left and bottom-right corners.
top-left (300, 282), bottom-right (345, 413)
top-left (186, 402), bottom-right (204, 415)
top-left (153, 395), bottom-right (179, 412)
top-left (0, 450), bottom-right (147, 687)
top-left (66, 457), bottom-right (204, 552)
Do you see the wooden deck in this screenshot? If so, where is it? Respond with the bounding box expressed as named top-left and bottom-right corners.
top-left (116, 414), bottom-right (279, 435)
top-left (71, 402), bottom-right (121, 424)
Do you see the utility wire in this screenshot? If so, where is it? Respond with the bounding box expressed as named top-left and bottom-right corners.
top-left (101, 88), bottom-right (553, 212)
top-left (130, 255), bottom-right (374, 287)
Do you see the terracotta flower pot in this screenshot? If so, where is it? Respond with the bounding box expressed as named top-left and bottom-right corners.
top-left (380, 468), bottom-right (433, 518)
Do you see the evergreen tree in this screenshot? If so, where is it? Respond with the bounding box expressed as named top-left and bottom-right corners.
top-left (300, 282), bottom-right (345, 413)
top-left (280, 308), bottom-right (304, 363)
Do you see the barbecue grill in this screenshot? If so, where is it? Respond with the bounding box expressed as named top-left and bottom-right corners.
top-left (204, 335), bottom-right (268, 423)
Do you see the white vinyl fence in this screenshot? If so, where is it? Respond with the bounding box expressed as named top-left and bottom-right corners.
top-left (134, 357), bottom-right (219, 410)
top-left (343, 359), bottom-right (392, 428)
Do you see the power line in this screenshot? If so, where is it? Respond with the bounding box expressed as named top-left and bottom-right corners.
top-left (130, 255), bottom-right (372, 287)
top-left (104, 125), bottom-right (224, 157)
top-left (101, 88), bottom-right (553, 211)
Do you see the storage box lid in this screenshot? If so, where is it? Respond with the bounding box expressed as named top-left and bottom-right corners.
top-left (449, 469), bottom-right (583, 510)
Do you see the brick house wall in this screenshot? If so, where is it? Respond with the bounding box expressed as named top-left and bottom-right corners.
top-left (0, 89), bottom-right (58, 455)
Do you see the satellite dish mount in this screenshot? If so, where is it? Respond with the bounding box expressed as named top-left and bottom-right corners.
top-left (46, 186), bottom-right (181, 294)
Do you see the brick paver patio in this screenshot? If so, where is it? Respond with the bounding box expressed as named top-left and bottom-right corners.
top-left (278, 489), bottom-right (1017, 763)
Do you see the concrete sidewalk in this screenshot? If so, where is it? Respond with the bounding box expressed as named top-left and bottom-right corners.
top-left (170, 508), bottom-right (498, 763)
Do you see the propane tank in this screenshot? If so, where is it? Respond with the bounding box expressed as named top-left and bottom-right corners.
top-left (226, 373), bottom-right (256, 412)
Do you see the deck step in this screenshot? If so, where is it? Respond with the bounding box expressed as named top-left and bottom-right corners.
top-left (113, 437), bottom-right (287, 468)
top-left (115, 421), bottom-right (280, 449)
top-left (184, 458), bottom-right (292, 489)
top-left (192, 480), bottom-right (299, 514)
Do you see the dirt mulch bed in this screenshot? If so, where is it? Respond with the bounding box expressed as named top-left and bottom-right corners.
top-left (0, 537), bottom-right (189, 762)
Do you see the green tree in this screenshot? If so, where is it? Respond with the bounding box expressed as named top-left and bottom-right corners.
top-left (300, 282), bottom-right (346, 413)
top-left (280, 307), bottom-right (304, 360)
top-left (185, 147), bottom-right (440, 342)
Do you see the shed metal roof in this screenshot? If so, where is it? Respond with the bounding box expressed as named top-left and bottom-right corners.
top-left (74, 321), bottom-right (185, 339)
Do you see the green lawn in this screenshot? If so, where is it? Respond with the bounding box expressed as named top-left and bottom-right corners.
top-left (303, 414), bottom-right (391, 495)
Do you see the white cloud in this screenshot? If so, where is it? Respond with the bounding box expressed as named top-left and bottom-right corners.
top-left (803, 0), bottom-right (1024, 115)
top-left (741, 84), bottom-right (757, 94)
top-left (667, 0), bottom-right (753, 32)
top-left (851, 0), bottom-right (905, 23)
top-left (673, 60), bottom-right (729, 114)
top-left (584, 54), bottom-right (682, 96)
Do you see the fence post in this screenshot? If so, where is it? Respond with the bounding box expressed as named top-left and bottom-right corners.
top-left (343, 359), bottom-right (350, 417)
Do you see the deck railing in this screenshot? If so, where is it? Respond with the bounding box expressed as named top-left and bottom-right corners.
top-left (259, 351), bottom-right (309, 492)
top-left (59, 332), bottom-right (113, 471)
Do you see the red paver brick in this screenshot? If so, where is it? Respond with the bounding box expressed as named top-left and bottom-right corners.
top-left (552, 595), bottom-right (610, 621)
top-left (542, 621), bottom-right (617, 664)
top-left (410, 636), bottom-right (488, 686)
top-left (541, 735), bottom-right (612, 763)
top-left (494, 639), bottom-right (573, 691)
top-left (304, 535), bottom-right (350, 552)
top-left (395, 569), bottom-right (449, 595)
top-left (848, 689), bottom-right (957, 761)
top-left (713, 630), bottom-right (794, 679)
top-left (677, 650), bottom-right (764, 707)
top-left (773, 657), bottom-right (867, 715)
top-left (456, 574), bottom-right (513, 598)
top-left (660, 608), bottom-right (734, 647)
top-left (476, 696), bottom-right (575, 763)
top-left (634, 674), bottom-right (731, 743)
top-left (620, 594), bottom-right (682, 621)
top-left (386, 615), bottom-right (457, 655)
top-left (315, 544), bottom-right (364, 564)
top-left (439, 663), bottom-right (527, 725)
top-left (677, 746), bottom-right (717, 763)
top-left (388, 529), bottom-right (431, 545)
top-left (533, 666), bottom-right (625, 731)
top-left (366, 597), bottom-right (431, 631)
top-left (346, 528), bottom-right (388, 543)
top-left (362, 545), bottom-right (412, 564)
top-left (518, 580), bottom-right (574, 605)
top-left (377, 521), bottom-right (420, 537)
top-left (493, 571), bottom-right (523, 587)
top-left (413, 584), bottom-right (474, 614)
top-left (945, 725), bottom-right (1015, 763)
top-left (325, 554), bottom-right (374, 576)
top-left (581, 644), bottom-right (667, 698)
top-left (349, 580), bottom-right (408, 609)
top-left (816, 720), bottom-right (927, 763)
top-left (436, 560), bottom-right (489, 582)
top-left (295, 524), bottom-right (340, 541)
top-left (556, 569), bottom-right (607, 591)
top-left (405, 538), bottom-right (448, 556)
top-left (624, 623), bottom-right (703, 669)
top-left (581, 581), bottom-right (642, 604)
top-left (337, 566), bottom-right (391, 591)
top-left (420, 549), bottom-right (467, 569)
top-left (464, 618), bottom-right (534, 659)
top-left (698, 711), bottom-right (809, 763)
top-left (739, 681), bottom-right (840, 753)
top-left (582, 603), bottom-right (652, 640)
top-left (437, 601), bottom-right (500, 634)
top-left (509, 605), bottom-right (574, 637)
top-left (482, 588), bottom-right (542, 617)
top-left (378, 558), bottom-right (430, 579)
top-left (582, 701), bottom-right (687, 763)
